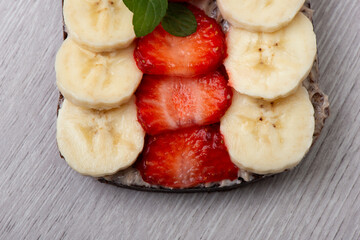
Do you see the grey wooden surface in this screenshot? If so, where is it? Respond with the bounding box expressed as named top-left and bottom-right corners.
top-left (0, 0), bottom-right (359, 239)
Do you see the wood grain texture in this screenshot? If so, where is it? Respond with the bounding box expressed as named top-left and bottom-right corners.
top-left (0, 0), bottom-right (359, 239)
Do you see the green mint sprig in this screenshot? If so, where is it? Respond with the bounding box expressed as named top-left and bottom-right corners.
top-left (123, 0), bottom-right (197, 37)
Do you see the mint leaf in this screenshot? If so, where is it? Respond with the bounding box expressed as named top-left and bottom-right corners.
top-left (162, 3), bottom-right (197, 37)
top-left (124, 0), bottom-right (168, 37)
top-left (123, 0), bottom-right (134, 11)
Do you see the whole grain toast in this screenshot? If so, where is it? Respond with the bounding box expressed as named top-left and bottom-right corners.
top-left (58, 0), bottom-right (329, 192)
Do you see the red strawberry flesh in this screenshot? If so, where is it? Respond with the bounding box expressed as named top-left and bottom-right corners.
top-left (136, 71), bottom-right (232, 135)
top-left (134, 5), bottom-right (226, 77)
top-left (136, 125), bottom-right (239, 188)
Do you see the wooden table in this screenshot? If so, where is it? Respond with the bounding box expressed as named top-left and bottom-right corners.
top-left (1, 0), bottom-right (359, 239)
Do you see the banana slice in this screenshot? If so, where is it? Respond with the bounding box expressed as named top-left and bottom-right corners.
top-left (220, 86), bottom-right (314, 175)
top-left (224, 13), bottom-right (316, 100)
top-left (56, 38), bottom-right (142, 110)
top-left (217, 0), bottom-right (305, 32)
top-left (63, 0), bottom-right (135, 52)
top-left (57, 98), bottom-right (145, 177)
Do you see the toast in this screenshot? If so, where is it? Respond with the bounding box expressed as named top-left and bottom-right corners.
top-left (57, 0), bottom-right (329, 192)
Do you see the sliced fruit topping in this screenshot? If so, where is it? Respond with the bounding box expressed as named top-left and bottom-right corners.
top-left (57, 98), bottom-right (145, 177)
top-left (64, 0), bottom-right (135, 52)
top-left (136, 71), bottom-right (232, 135)
top-left (224, 13), bottom-right (316, 100)
top-left (220, 86), bottom-right (315, 175)
top-left (217, 0), bottom-right (305, 32)
top-left (134, 5), bottom-right (226, 77)
top-left (136, 125), bottom-right (239, 188)
top-left (56, 39), bottom-right (142, 110)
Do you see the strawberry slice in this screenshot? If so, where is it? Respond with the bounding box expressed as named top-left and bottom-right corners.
top-left (135, 70), bottom-right (232, 135)
top-left (134, 5), bottom-right (226, 77)
top-left (136, 125), bottom-right (239, 188)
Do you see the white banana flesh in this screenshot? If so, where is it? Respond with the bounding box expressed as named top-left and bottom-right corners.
top-left (220, 86), bottom-right (314, 175)
top-left (56, 38), bottom-right (142, 110)
top-left (57, 98), bottom-right (145, 177)
top-left (63, 0), bottom-right (135, 52)
top-left (224, 13), bottom-right (316, 100)
top-left (217, 0), bottom-right (305, 32)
